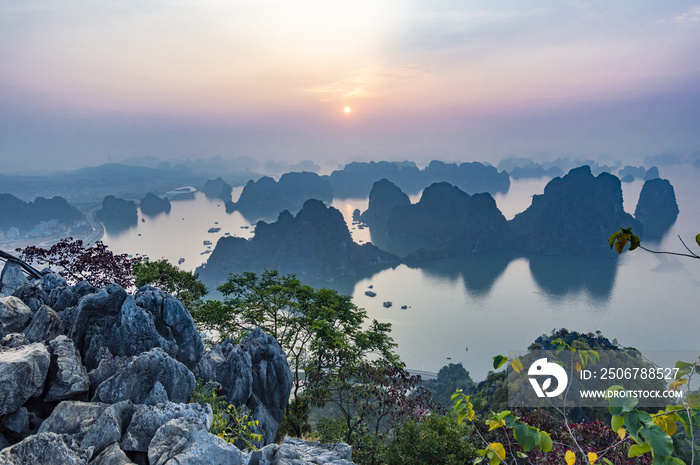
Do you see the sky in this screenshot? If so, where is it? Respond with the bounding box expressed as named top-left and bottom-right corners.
top-left (1, 0), bottom-right (699, 173)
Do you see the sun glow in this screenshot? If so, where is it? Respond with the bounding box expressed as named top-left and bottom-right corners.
top-left (344, 106), bottom-right (351, 113)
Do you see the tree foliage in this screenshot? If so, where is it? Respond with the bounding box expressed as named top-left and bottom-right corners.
top-left (132, 258), bottom-right (207, 311)
top-left (16, 237), bottom-right (141, 288)
top-left (194, 270), bottom-right (400, 437)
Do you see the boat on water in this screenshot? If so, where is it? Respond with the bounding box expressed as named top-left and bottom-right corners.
top-left (207, 227), bottom-right (221, 233)
top-left (165, 186), bottom-right (197, 200)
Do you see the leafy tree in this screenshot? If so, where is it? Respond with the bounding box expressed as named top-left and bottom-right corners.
top-left (132, 258), bottom-right (207, 311)
top-left (307, 360), bottom-right (439, 444)
top-left (195, 270), bottom-right (399, 437)
top-left (381, 413), bottom-right (476, 465)
top-left (15, 237), bottom-right (141, 288)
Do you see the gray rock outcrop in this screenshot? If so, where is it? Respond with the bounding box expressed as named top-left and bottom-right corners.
top-left (121, 402), bottom-right (212, 453)
top-left (90, 443), bottom-right (136, 465)
top-left (63, 284), bottom-right (202, 371)
top-left (147, 417), bottom-right (243, 465)
top-left (195, 327), bottom-right (292, 446)
top-left (0, 343), bottom-right (50, 415)
top-left (0, 296), bottom-right (33, 337)
top-left (45, 336), bottom-right (90, 402)
top-left (0, 261), bottom-right (28, 297)
top-left (23, 304), bottom-right (61, 343)
top-left (248, 437), bottom-right (354, 465)
top-left (92, 348), bottom-right (195, 404)
top-left (0, 432), bottom-right (89, 464)
top-left (0, 274), bottom-right (298, 463)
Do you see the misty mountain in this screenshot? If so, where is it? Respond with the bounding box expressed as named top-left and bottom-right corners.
top-left (0, 194), bottom-right (82, 232)
top-left (634, 178), bottom-right (679, 240)
top-left (509, 166), bottom-right (642, 255)
top-left (197, 199), bottom-right (399, 287)
top-left (225, 172), bottom-right (333, 221)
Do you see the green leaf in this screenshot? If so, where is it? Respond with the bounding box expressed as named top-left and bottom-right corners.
top-left (628, 442), bottom-right (651, 457)
top-left (640, 424), bottom-right (673, 458)
top-left (606, 386), bottom-right (638, 415)
top-left (629, 235), bottom-right (640, 250)
top-left (513, 422), bottom-right (540, 453)
top-left (624, 411), bottom-right (644, 443)
top-left (611, 415), bottom-right (624, 432)
top-left (602, 460), bottom-right (614, 465)
top-left (656, 457), bottom-right (688, 465)
top-left (688, 393), bottom-right (700, 409)
top-left (696, 234), bottom-right (700, 248)
top-left (609, 230), bottom-right (622, 248)
top-left (539, 431), bottom-right (553, 453)
top-left (493, 355), bottom-right (508, 370)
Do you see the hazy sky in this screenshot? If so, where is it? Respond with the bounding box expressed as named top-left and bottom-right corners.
top-left (1, 0), bottom-right (699, 172)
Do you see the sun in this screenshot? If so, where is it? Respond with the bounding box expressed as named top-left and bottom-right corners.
top-left (344, 106), bottom-right (351, 113)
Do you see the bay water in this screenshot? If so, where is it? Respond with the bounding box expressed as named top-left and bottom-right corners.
top-left (102, 165), bottom-right (700, 380)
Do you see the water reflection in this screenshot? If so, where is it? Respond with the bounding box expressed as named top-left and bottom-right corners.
top-left (407, 252), bottom-right (517, 298)
top-left (527, 251), bottom-right (618, 302)
top-left (102, 222), bottom-right (138, 236)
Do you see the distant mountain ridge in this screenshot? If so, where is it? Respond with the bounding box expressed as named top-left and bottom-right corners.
top-left (328, 160), bottom-right (510, 198)
top-left (225, 172), bottom-right (333, 221)
top-left (0, 194), bottom-right (81, 232)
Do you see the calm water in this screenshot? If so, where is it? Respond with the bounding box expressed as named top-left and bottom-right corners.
top-left (103, 166), bottom-right (700, 380)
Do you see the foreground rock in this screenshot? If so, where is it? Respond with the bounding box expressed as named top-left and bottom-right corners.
top-left (247, 437), bottom-right (353, 465)
top-left (0, 261), bottom-right (29, 297)
top-left (0, 343), bottom-right (50, 415)
top-left (62, 284), bottom-right (203, 371)
top-left (0, 432), bottom-right (89, 464)
top-left (0, 296), bottom-right (33, 337)
top-left (148, 417), bottom-right (242, 465)
top-left (0, 273), bottom-right (334, 463)
top-left (194, 328), bottom-right (292, 446)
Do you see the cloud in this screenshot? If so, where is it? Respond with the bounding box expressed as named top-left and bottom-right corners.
top-left (305, 64), bottom-right (428, 101)
top-left (674, 6), bottom-right (700, 23)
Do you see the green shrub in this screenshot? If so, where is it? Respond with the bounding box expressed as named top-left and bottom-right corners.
top-left (381, 414), bottom-right (476, 465)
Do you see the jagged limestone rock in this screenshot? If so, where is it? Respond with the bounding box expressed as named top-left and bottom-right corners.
top-left (0, 343), bottom-right (50, 415)
top-left (148, 417), bottom-right (243, 465)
